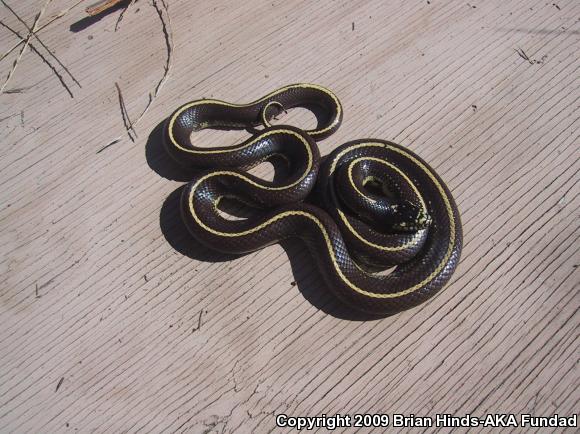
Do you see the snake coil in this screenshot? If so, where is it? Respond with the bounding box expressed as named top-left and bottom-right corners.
top-left (164, 83), bottom-right (462, 316)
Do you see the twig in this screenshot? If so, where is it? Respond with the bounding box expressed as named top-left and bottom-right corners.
top-left (152, 0), bottom-right (172, 96)
top-left (129, 0), bottom-right (173, 128)
top-left (105, 0), bottom-right (173, 145)
top-left (86, 0), bottom-right (126, 16)
top-left (115, 82), bottom-right (136, 142)
top-left (2, 0), bottom-right (81, 88)
top-left (96, 138), bottom-right (120, 154)
top-left (3, 87), bottom-right (26, 93)
top-left (0, 20), bottom-right (73, 98)
top-left (1, 1), bottom-right (85, 63)
top-left (192, 310), bottom-right (204, 332)
top-left (115, 0), bottom-right (137, 31)
top-left (515, 47), bottom-right (534, 65)
top-left (0, 7), bottom-right (44, 94)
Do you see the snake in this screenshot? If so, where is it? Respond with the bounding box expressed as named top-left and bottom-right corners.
top-left (163, 83), bottom-right (462, 316)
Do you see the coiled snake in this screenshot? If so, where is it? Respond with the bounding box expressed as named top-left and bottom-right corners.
top-left (163, 83), bottom-right (462, 316)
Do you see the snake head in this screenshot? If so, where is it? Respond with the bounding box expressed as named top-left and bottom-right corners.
top-left (390, 201), bottom-right (432, 232)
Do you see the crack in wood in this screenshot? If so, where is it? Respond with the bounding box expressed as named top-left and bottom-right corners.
top-left (0, 112), bottom-right (21, 123)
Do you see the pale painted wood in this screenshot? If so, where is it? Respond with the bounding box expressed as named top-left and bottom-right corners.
top-left (0, 0), bottom-right (578, 432)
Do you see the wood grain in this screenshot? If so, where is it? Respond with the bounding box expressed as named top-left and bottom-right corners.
top-left (0, 0), bottom-right (578, 432)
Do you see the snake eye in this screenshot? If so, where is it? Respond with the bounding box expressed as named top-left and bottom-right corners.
top-left (390, 201), bottom-right (431, 232)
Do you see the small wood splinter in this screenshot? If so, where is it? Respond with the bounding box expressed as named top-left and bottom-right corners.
top-left (86, 0), bottom-right (126, 16)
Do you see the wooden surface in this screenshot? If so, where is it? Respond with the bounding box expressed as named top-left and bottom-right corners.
top-left (1, 0), bottom-right (578, 432)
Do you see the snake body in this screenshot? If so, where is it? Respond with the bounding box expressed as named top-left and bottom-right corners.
top-left (164, 84), bottom-right (462, 316)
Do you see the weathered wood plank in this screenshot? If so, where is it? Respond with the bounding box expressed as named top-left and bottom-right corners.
top-left (0, 0), bottom-right (578, 432)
